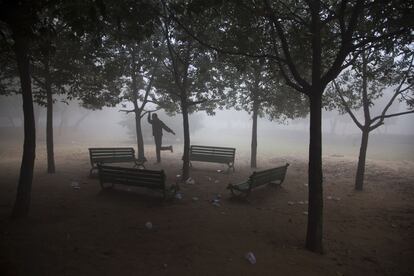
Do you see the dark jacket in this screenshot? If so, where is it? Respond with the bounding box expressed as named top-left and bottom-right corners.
top-left (148, 115), bottom-right (173, 137)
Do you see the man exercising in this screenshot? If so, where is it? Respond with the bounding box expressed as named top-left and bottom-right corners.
top-left (147, 112), bottom-right (175, 163)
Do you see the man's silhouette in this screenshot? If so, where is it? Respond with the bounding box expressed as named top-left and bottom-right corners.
top-left (147, 112), bottom-right (175, 163)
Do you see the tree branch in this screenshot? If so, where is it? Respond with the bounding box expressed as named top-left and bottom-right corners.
top-left (333, 80), bottom-right (363, 129)
top-left (119, 109), bottom-right (135, 114)
top-left (264, 0), bottom-right (309, 90)
top-left (369, 110), bottom-right (414, 131)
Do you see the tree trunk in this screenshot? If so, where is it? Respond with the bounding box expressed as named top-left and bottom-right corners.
top-left (305, 92), bottom-right (324, 253)
top-left (250, 101), bottom-right (258, 168)
top-left (45, 59), bottom-right (55, 173)
top-left (355, 128), bottom-right (369, 190)
top-left (134, 110), bottom-right (145, 161)
top-left (11, 34), bottom-right (36, 219)
top-left (181, 102), bottom-right (190, 181)
top-left (306, 0), bottom-right (324, 253)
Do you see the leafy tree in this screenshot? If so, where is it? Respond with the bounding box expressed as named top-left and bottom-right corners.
top-left (328, 48), bottom-right (414, 190)
top-left (224, 57), bottom-right (308, 168)
top-left (174, 0), bottom-right (412, 253)
top-left (0, 0), bottom-right (41, 218)
top-left (0, 0), bottom-right (117, 217)
top-left (107, 37), bottom-right (162, 161)
top-left (155, 2), bottom-right (224, 181)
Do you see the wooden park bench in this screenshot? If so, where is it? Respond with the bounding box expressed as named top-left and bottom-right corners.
top-left (227, 163), bottom-right (289, 197)
top-left (189, 145), bottom-right (236, 172)
top-left (89, 147), bottom-right (145, 176)
top-left (97, 165), bottom-right (172, 199)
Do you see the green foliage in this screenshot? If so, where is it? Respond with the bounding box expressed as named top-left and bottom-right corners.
top-left (326, 47), bottom-right (414, 115)
top-left (153, 4), bottom-right (225, 115)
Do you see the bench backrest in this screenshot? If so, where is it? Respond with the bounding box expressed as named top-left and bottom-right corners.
top-left (189, 145), bottom-right (236, 163)
top-left (89, 147), bottom-right (135, 165)
top-left (249, 164), bottom-right (289, 188)
top-left (98, 165), bottom-right (165, 189)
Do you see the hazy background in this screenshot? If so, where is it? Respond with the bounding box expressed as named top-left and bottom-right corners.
top-left (1, 94), bottom-right (413, 162)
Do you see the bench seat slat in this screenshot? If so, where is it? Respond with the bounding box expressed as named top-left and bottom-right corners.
top-left (98, 165), bottom-right (166, 197)
top-left (100, 173), bottom-right (164, 183)
top-left (189, 145), bottom-right (236, 172)
top-left (228, 164), bottom-right (289, 197)
top-left (89, 147), bottom-right (146, 176)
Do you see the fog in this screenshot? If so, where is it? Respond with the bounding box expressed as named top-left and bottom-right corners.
top-left (1, 94), bottom-right (413, 162)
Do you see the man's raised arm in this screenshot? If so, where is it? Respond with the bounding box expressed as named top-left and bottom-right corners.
top-left (162, 122), bottom-right (175, 135)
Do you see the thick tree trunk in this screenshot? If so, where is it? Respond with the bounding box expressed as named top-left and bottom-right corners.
top-left (181, 103), bottom-right (190, 181)
top-left (306, 0), bottom-right (324, 253)
top-left (45, 60), bottom-right (55, 173)
top-left (134, 110), bottom-right (145, 161)
top-left (11, 35), bottom-right (36, 219)
top-left (250, 102), bottom-right (258, 168)
top-left (305, 92), bottom-right (324, 253)
top-left (355, 128), bottom-right (369, 190)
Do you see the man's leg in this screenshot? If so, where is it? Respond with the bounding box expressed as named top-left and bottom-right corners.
top-left (155, 135), bottom-right (162, 163)
top-left (160, 145), bottom-right (173, 152)
top-left (159, 136), bottom-right (173, 152)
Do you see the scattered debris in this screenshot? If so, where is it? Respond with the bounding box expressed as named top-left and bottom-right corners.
top-left (245, 252), bottom-right (257, 264)
top-left (288, 201), bottom-right (295, 206)
top-left (175, 192), bottom-right (183, 200)
top-left (192, 196), bottom-right (199, 201)
top-left (211, 194), bottom-right (221, 207)
top-left (212, 201), bottom-right (221, 207)
top-left (327, 196), bottom-right (341, 201)
top-left (207, 177), bottom-right (212, 181)
top-left (391, 223), bottom-right (397, 228)
top-left (145, 222), bottom-right (153, 230)
top-left (176, 174), bottom-right (181, 178)
top-left (185, 177), bottom-right (195, 185)
top-left (214, 180), bottom-right (220, 184)
top-left (297, 201), bottom-right (305, 205)
top-left (71, 181), bottom-right (80, 190)
top-left (302, 211), bottom-right (308, 215)
top-left (304, 183), bottom-right (308, 187)
top-left (217, 169), bottom-right (222, 173)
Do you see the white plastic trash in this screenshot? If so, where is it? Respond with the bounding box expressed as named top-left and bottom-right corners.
top-left (145, 221), bottom-right (153, 230)
top-left (71, 181), bottom-right (80, 190)
top-left (245, 252), bottom-right (256, 264)
top-left (186, 177), bottom-right (195, 185)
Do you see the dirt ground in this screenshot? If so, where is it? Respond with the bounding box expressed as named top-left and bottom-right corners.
top-left (0, 143), bottom-right (414, 276)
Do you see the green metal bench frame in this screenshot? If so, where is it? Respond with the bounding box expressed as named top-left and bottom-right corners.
top-left (97, 165), bottom-right (170, 198)
top-left (89, 147), bottom-right (146, 176)
top-left (227, 163), bottom-right (289, 197)
top-left (189, 145), bottom-right (236, 172)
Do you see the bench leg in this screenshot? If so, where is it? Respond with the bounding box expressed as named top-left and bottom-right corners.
top-left (227, 163), bottom-right (235, 173)
top-left (134, 161), bottom-right (145, 169)
top-left (229, 187), bottom-right (250, 198)
top-left (89, 167), bottom-right (97, 177)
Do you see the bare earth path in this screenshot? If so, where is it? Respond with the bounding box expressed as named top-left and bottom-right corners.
top-left (0, 144), bottom-right (413, 276)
